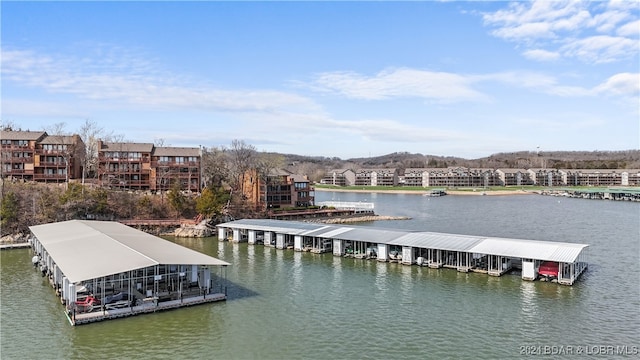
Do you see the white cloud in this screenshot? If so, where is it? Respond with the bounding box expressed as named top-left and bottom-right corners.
top-left (481, 0), bottom-right (639, 63)
top-left (593, 72), bottom-right (640, 97)
top-left (1, 48), bottom-right (318, 114)
top-left (560, 35), bottom-right (638, 63)
top-left (307, 68), bottom-right (486, 103)
top-left (522, 49), bottom-right (561, 61)
top-left (617, 19), bottom-right (640, 37)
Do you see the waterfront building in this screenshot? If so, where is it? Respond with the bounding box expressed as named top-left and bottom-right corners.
top-left (241, 168), bottom-right (315, 210)
top-left (1, 130), bottom-right (85, 183)
top-left (97, 141), bottom-right (201, 192)
top-left (355, 168), bottom-right (399, 186)
top-left (496, 169), bottom-right (534, 186)
top-left (217, 219), bottom-right (589, 286)
top-left (320, 169), bottom-right (356, 186)
top-left (97, 141), bottom-right (154, 190)
top-left (563, 169), bottom-right (640, 187)
top-left (30, 220), bottom-right (229, 326)
top-left (151, 147), bottom-right (201, 192)
top-left (528, 168), bottom-right (565, 186)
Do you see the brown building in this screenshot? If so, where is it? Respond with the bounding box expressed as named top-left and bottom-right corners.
top-left (97, 141), bottom-right (154, 190)
top-left (151, 147), bottom-right (201, 192)
top-left (97, 142), bottom-right (201, 192)
top-left (1, 130), bottom-right (85, 183)
top-left (241, 168), bottom-right (314, 210)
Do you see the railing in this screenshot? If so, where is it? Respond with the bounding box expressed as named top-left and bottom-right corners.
top-left (4, 157), bottom-right (34, 163)
top-left (316, 201), bottom-right (375, 211)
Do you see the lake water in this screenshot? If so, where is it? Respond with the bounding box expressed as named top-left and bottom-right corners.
top-left (2, 192), bottom-right (639, 359)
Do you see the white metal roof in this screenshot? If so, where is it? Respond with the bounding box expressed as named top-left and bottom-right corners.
top-left (391, 232), bottom-right (485, 252)
top-left (218, 219), bottom-right (589, 263)
top-left (468, 238), bottom-right (588, 263)
top-left (30, 220), bottom-right (229, 284)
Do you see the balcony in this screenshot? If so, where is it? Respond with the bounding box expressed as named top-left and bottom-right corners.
top-left (33, 173), bottom-right (66, 180)
top-left (152, 161), bottom-right (200, 167)
top-left (38, 161), bottom-right (66, 167)
top-left (4, 157), bottom-right (34, 163)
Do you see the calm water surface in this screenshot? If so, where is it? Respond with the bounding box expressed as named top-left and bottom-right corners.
top-left (2, 193), bottom-right (639, 359)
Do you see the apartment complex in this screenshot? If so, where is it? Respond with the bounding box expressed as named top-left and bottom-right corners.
top-left (98, 141), bottom-right (201, 192)
top-left (355, 169), bottom-right (399, 186)
top-left (325, 167), bottom-right (640, 188)
top-left (319, 169), bottom-right (356, 186)
top-left (1, 131), bottom-right (85, 183)
top-left (242, 168), bottom-right (314, 211)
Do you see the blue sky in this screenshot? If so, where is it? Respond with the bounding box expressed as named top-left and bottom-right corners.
top-left (2, 1), bottom-right (638, 159)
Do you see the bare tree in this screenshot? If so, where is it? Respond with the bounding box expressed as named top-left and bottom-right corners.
top-left (228, 139), bottom-right (256, 192)
top-left (154, 138), bottom-right (169, 147)
top-left (1, 120), bottom-right (20, 131)
top-left (201, 146), bottom-right (230, 188)
top-left (78, 119), bottom-right (104, 186)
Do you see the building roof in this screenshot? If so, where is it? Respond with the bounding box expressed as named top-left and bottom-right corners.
top-left (290, 174), bottom-right (309, 183)
top-left (30, 220), bottom-right (229, 283)
top-left (218, 219), bottom-right (589, 263)
top-left (1, 130), bottom-right (47, 141)
top-left (101, 142), bottom-right (154, 153)
top-left (153, 147), bottom-right (200, 157)
top-left (40, 135), bottom-right (81, 145)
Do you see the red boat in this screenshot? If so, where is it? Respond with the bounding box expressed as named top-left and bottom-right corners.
top-left (75, 295), bottom-right (100, 312)
top-left (539, 261), bottom-right (559, 278)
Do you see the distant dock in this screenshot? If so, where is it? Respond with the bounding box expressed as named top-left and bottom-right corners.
top-left (0, 242), bottom-right (31, 250)
top-left (217, 219), bottom-right (589, 286)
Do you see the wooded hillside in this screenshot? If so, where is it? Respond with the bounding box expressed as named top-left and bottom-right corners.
top-left (282, 150), bottom-right (640, 182)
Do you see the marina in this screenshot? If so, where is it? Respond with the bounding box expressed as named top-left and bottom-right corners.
top-left (1, 194), bottom-right (637, 359)
top-left (29, 220), bottom-right (230, 326)
top-left (216, 218), bottom-right (589, 285)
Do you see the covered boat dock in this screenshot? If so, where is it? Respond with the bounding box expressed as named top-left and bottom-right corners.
top-left (217, 219), bottom-right (588, 285)
top-left (30, 220), bottom-right (230, 326)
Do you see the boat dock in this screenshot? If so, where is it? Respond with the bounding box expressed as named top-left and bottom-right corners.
top-left (0, 242), bottom-right (32, 250)
top-left (29, 220), bottom-right (230, 326)
top-left (68, 293), bottom-right (227, 325)
top-left (216, 219), bottom-right (589, 286)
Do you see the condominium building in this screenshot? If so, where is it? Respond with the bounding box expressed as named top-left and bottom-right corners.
top-left (1, 130), bottom-right (85, 183)
top-left (242, 168), bottom-right (314, 210)
top-left (97, 141), bottom-right (201, 192)
top-left (320, 169), bottom-right (356, 186)
top-left (355, 169), bottom-right (399, 186)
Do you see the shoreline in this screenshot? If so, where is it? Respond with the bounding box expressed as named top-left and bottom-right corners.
top-left (315, 187), bottom-right (534, 196)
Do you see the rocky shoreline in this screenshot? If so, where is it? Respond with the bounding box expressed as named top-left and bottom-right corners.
top-left (0, 214), bottom-right (409, 244)
top-left (0, 233), bottom-right (31, 245)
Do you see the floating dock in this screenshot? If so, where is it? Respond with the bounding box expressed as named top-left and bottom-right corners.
top-left (217, 219), bottom-right (588, 285)
top-left (29, 220), bottom-right (230, 326)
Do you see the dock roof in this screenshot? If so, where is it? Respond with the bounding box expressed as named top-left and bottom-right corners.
top-left (30, 220), bottom-right (229, 283)
top-left (218, 219), bottom-right (589, 263)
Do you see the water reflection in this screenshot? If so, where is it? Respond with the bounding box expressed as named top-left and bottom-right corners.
top-left (519, 281), bottom-right (538, 325)
top-left (331, 256), bottom-right (342, 295)
top-left (291, 251), bottom-right (303, 297)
